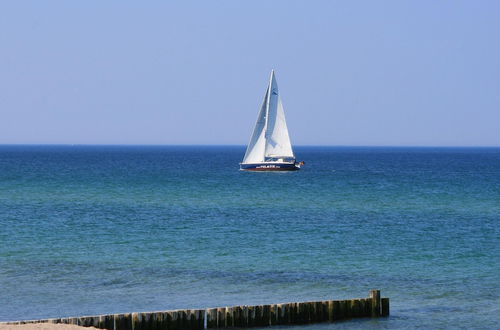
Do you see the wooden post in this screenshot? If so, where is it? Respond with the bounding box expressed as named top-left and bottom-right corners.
top-left (217, 307), bottom-right (226, 328)
top-left (318, 301), bottom-right (327, 322)
top-left (347, 300), bottom-right (354, 318)
top-left (147, 313), bottom-right (157, 330)
top-left (296, 302), bottom-right (307, 324)
top-left (242, 305), bottom-right (249, 327)
top-left (262, 304), bottom-right (271, 326)
top-left (99, 314), bottom-right (113, 330)
top-left (363, 298), bottom-right (371, 317)
top-left (381, 298), bottom-right (390, 317)
top-left (276, 304), bottom-right (285, 325)
top-left (270, 304), bottom-right (278, 325)
top-left (114, 313), bottom-right (132, 330)
top-left (92, 316), bottom-right (101, 328)
top-left (344, 299), bottom-right (352, 319)
top-left (330, 300), bottom-right (339, 320)
top-left (225, 307), bottom-right (233, 328)
top-left (327, 300), bottom-right (334, 322)
top-left (310, 302), bottom-right (318, 322)
top-left (181, 310), bottom-right (188, 329)
top-left (302, 302), bottom-right (311, 323)
top-left (131, 313), bottom-right (139, 330)
top-left (358, 299), bottom-right (367, 317)
top-left (253, 305), bottom-right (262, 326)
top-left (184, 309), bottom-right (203, 330)
top-left (171, 310), bottom-right (185, 330)
top-left (142, 313), bottom-right (152, 330)
top-left (287, 303), bottom-right (293, 325)
top-left (166, 311), bottom-right (176, 330)
top-left (340, 300), bottom-right (348, 320)
top-left (353, 299), bottom-right (362, 318)
top-left (158, 312), bottom-right (169, 330)
top-left (370, 290), bottom-right (381, 317)
top-left (233, 306), bottom-right (243, 327)
top-left (206, 308), bottom-right (217, 328)
top-left (247, 305), bottom-right (256, 327)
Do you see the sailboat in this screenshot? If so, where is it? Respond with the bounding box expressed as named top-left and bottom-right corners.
top-left (240, 70), bottom-right (304, 171)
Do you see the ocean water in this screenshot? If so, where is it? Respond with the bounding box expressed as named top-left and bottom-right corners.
top-left (0, 145), bottom-right (499, 329)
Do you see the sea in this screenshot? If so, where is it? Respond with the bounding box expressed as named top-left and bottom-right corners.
top-left (0, 145), bottom-right (498, 329)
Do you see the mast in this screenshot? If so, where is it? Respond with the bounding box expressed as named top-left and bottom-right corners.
top-left (264, 70), bottom-right (295, 160)
top-left (264, 69), bottom-right (273, 138)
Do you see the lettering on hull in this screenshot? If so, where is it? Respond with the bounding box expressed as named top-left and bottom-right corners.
top-left (240, 163), bottom-right (299, 171)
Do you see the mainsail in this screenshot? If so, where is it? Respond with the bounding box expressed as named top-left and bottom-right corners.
top-left (242, 70), bottom-right (295, 164)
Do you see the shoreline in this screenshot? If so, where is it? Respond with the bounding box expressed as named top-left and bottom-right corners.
top-left (0, 325), bottom-right (93, 330)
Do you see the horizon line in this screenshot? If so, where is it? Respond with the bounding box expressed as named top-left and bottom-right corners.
top-left (0, 143), bottom-right (498, 148)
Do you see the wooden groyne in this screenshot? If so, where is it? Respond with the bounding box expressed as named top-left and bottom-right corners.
top-left (4, 290), bottom-right (389, 329)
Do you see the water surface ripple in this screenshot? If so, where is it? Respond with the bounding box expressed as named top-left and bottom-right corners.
top-left (0, 146), bottom-right (499, 328)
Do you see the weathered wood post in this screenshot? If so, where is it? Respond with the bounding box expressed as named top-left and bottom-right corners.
top-left (381, 297), bottom-right (390, 317)
top-left (359, 298), bottom-right (368, 317)
top-left (224, 307), bottom-right (233, 328)
top-left (115, 313), bottom-right (132, 330)
top-left (233, 306), bottom-right (244, 327)
top-left (131, 312), bottom-right (140, 330)
top-left (247, 305), bottom-right (256, 327)
top-left (185, 309), bottom-right (204, 330)
top-left (166, 311), bottom-right (178, 330)
top-left (206, 308), bottom-right (217, 328)
top-left (291, 302), bottom-right (299, 324)
top-left (338, 300), bottom-right (347, 320)
top-left (370, 289), bottom-right (381, 317)
top-left (98, 314), bottom-right (113, 329)
top-left (270, 304), bottom-right (278, 325)
top-left (350, 299), bottom-right (359, 318)
top-left (241, 305), bottom-right (249, 327)
top-left (253, 305), bottom-right (262, 326)
top-left (276, 303), bottom-right (286, 325)
top-left (262, 304), bottom-right (271, 326)
top-left (217, 307), bottom-right (226, 328)
top-left (327, 300), bottom-right (334, 322)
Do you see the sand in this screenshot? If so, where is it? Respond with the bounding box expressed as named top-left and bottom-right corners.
top-left (0, 325), bottom-right (93, 330)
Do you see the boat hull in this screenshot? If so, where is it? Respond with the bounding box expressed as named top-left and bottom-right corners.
top-left (240, 162), bottom-right (300, 171)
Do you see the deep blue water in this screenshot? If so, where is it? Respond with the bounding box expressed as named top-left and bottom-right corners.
top-left (0, 145), bottom-right (499, 328)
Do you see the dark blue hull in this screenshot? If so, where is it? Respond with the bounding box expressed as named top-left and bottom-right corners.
top-left (240, 162), bottom-right (300, 171)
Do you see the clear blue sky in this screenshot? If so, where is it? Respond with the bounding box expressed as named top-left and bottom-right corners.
top-left (1, 1), bottom-right (499, 146)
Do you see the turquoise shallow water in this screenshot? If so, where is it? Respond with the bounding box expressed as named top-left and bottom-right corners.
top-left (0, 146), bottom-right (499, 328)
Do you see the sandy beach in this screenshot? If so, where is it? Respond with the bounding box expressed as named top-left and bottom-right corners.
top-left (0, 325), bottom-right (92, 330)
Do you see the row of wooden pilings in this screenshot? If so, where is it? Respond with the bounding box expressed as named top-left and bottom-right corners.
top-left (5, 290), bottom-right (389, 329)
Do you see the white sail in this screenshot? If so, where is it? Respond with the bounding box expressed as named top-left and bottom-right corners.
top-left (264, 72), bottom-right (294, 159)
top-left (242, 70), bottom-right (295, 164)
top-left (242, 87), bottom-right (269, 163)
